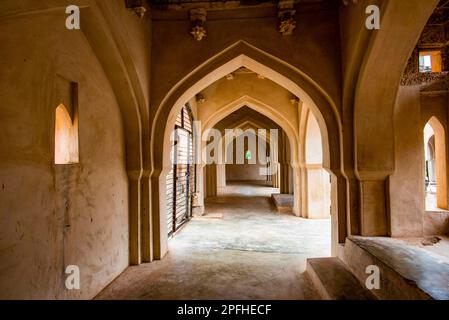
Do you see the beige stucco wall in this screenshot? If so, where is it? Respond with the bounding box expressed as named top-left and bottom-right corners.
top-left (0, 11), bottom-right (129, 299)
top-left (225, 133), bottom-right (270, 182)
top-left (390, 85), bottom-right (449, 237)
top-left (390, 86), bottom-right (425, 237)
top-left (150, 3), bottom-right (342, 119)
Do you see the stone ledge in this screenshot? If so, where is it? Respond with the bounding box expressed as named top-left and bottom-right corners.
top-left (271, 194), bottom-right (293, 214)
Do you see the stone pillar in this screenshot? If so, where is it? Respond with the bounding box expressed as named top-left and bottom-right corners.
top-left (358, 175), bottom-right (389, 236)
top-left (193, 165), bottom-right (205, 216)
top-left (280, 162), bottom-right (290, 194)
top-left (278, 130), bottom-right (290, 194)
top-left (272, 162), bottom-right (280, 188)
top-left (216, 164), bottom-right (226, 188)
top-left (140, 171), bottom-right (152, 263)
top-left (304, 165), bottom-right (331, 219)
top-left (292, 163), bottom-right (301, 216)
top-left (205, 164), bottom-right (217, 198)
top-left (151, 170), bottom-right (169, 260)
top-left (128, 171), bottom-right (141, 265)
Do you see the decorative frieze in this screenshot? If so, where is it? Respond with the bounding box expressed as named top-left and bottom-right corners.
top-left (419, 25), bottom-right (446, 46)
top-left (401, 71), bottom-right (449, 86)
top-left (401, 2), bottom-right (449, 86)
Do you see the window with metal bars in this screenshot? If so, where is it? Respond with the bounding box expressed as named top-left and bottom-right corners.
top-left (166, 105), bottom-right (196, 237)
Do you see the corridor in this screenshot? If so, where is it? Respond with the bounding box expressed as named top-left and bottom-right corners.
top-left (96, 184), bottom-right (330, 300)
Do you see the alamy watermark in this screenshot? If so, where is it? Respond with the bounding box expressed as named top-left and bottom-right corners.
top-left (65, 265), bottom-right (80, 290)
top-left (366, 5), bottom-right (380, 30)
top-left (65, 5), bottom-right (80, 30)
top-left (65, 4), bottom-right (380, 30)
top-left (365, 265), bottom-right (381, 290)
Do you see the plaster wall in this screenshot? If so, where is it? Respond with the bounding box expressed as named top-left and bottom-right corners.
top-left (150, 2), bottom-right (342, 121)
top-left (225, 131), bottom-right (269, 182)
top-left (390, 86), bottom-right (425, 237)
top-left (226, 164), bottom-right (268, 182)
top-left (391, 85), bottom-right (449, 237)
top-left (0, 12), bottom-right (129, 299)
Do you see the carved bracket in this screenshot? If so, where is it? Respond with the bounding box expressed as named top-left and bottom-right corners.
top-left (190, 8), bottom-right (207, 41)
top-left (125, 0), bottom-right (147, 18)
top-left (278, 0), bottom-right (296, 36)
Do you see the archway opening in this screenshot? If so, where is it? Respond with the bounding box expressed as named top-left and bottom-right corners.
top-left (210, 107), bottom-right (283, 198)
top-left (155, 62), bottom-right (335, 279)
top-left (151, 48), bottom-right (344, 284)
top-left (424, 117), bottom-right (448, 211)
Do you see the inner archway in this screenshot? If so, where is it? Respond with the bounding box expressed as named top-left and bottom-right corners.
top-left (212, 109), bottom-right (282, 198)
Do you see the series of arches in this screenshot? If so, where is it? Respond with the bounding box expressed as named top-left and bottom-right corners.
top-left (3, 0), bottom-right (447, 300)
top-left (73, 0), bottom-right (440, 264)
top-left (151, 45), bottom-right (344, 260)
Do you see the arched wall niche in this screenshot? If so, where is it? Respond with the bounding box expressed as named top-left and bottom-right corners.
top-left (150, 42), bottom-right (346, 260)
top-left (54, 103), bottom-right (79, 165)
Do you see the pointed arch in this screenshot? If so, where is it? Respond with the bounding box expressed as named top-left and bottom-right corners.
top-left (150, 41), bottom-right (346, 259)
top-left (202, 96), bottom-right (298, 164)
top-left (55, 103), bottom-right (79, 165)
top-left (425, 116), bottom-right (448, 210)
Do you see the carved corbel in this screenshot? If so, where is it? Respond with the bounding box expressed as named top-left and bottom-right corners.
top-left (125, 0), bottom-right (147, 18)
top-left (290, 96), bottom-right (300, 105)
top-left (278, 0), bottom-right (296, 35)
top-left (190, 8), bottom-right (207, 41)
top-left (196, 93), bottom-right (206, 104)
top-left (341, 0), bottom-right (358, 5)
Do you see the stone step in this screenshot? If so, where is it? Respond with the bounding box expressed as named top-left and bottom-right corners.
top-left (271, 194), bottom-right (293, 214)
top-left (306, 257), bottom-right (377, 300)
top-left (341, 236), bottom-right (449, 300)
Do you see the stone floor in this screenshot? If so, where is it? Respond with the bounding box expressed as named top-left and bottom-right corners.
top-left (96, 182), bottom-right (331, 300)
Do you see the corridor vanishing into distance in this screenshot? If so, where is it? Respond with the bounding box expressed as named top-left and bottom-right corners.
top-left (97, 183), bottom-right (330, 300)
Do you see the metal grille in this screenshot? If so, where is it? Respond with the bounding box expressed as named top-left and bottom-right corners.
top-left (166, 105), bottom-right (196, 237)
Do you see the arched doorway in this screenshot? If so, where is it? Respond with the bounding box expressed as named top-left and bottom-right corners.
top-left (424, 116), bottom-right (448, 211)
top-left (212, 112), bottom-right (281, 198)
top-left (151, 43), bottom-right (345, 260)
